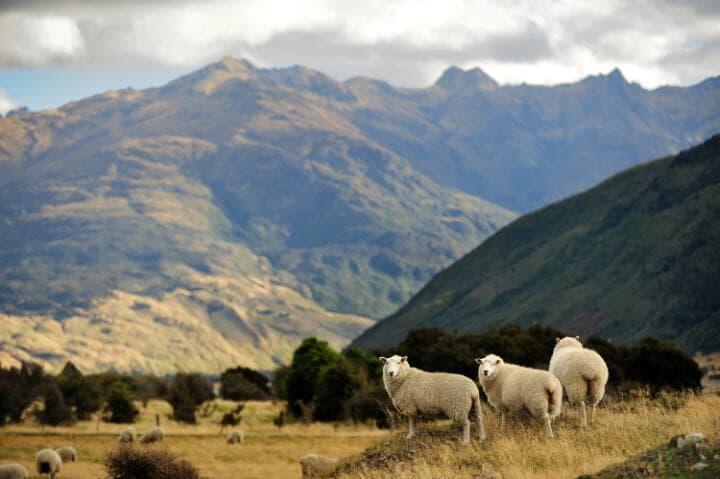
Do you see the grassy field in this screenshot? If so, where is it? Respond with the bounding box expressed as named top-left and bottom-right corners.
top-left (0, 399), bottom-right (387, 479)
top-left (2, 393), bottom-right (719, 478)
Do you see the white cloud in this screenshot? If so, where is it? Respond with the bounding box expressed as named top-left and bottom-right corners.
top-left (0, 0), bottom-right (718, 88)
top-left (0, 88), bottom-right (18, 115)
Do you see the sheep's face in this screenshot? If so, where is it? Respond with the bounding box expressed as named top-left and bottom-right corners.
top-left (554, 336), bottom-right (582, 351)
top-left (379, 355), bottom-right (409, 380)
top-left (475, 354), bottom-right (504, 379)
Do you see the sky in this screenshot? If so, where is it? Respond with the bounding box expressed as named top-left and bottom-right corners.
top-left (1, 0), bottom-right (719, 114)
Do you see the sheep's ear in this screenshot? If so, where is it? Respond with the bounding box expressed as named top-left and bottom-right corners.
top-left (401, 356), bottom-right (408, 363)
top-left (555, 337), bottom-right (561, 343)
top-left (495, 358), bottom-right (502, 365)
top-left (378, 357), bottom-right (387, 364)
top-left (475, 358), bottom-right (483, 365)
top-left (575, 335), bottom-right (580, 341)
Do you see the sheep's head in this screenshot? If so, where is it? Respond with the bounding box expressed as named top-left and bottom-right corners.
top-left (475, 354), bottom-right (504, 379)
top-left (379, 355), bottom-right (409, 380)
top-left (554, 336), bottom-right (582, 351)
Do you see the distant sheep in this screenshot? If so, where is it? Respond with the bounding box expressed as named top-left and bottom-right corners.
top-left (55, 446), bottom-right (76, 463)
top-left (476, 354), bottom-right (562, 437)
top-left (299, 454), bottom-right (338, 478)
top-left (35, 449), bottom-right (62, 479)
top-left (226, 430), bottom-right (244, 444)
top-left (139, 427), bottom-right (164, 444)
top-left (117, 426), bottom-right (137, 444)
top-left (0, 464), bottom-right (29, 479)
top-left (380, 355), bottom-right (486, 445)
top-left (549, 336), bottom-right (609, 428)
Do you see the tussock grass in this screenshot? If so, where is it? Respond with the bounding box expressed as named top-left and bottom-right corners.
top-left (335, 392), bottom-right (720, 479)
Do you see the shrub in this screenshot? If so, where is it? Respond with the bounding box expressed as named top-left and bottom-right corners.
top-left (105, 382), bottom-right (139, 423)
top-left (285, 338), bottom-right (339, 417)
top-left (104, 446), bottom-right (202, 479)
top-left (57, 361), bottom-right (101, 420)
top-left (36, 383), bottom-right (74, 426)
top-left (167, 374), bottom-right (214, 424)
top-left (626, 337), bottom-right (703, 392)
top-left (314, 359), bottom-right (362, 421)
top-left (220, 367), bottom-right (270, 400)
top-left (0, 362), bottom-right (45, 424)
top-left (347, 385), bottom-right (394, 428)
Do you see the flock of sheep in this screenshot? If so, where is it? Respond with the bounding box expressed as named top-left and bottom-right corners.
top-left (0, 446), bottom-right (75, 479)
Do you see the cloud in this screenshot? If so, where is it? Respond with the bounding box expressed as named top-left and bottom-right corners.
top-left (0, 88), bottom-right (19, 115)
top-left (0, 0), bottom-right (718, 88)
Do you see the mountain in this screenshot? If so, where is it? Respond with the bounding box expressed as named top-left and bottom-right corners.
top-left (352, 135), bottom-right (720, 353)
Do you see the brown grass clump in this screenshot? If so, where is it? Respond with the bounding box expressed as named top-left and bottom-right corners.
top-left (104, 446), bottom-right (203, 479)
top-left (334, 392), bottom-right (720, 479)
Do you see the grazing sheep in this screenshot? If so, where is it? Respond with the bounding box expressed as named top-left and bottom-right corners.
top-left (476, 354), bottom-right (563, 438)
top-left (380, 355), bottom-right (486, 445)
top-left (0, 464), bottom-right (29, 479)
top-left (55, 446), bottom-right (76, 463)
top-left (139, 427), bottom-right (164, 444)
top-left (299, 454), bottom-right (338, 478)
top-left (549, 336), bottom-right (609, 428)
top-left (117, 427), bottom-right (137, 444)
top-left (226, 430), bottom-right (244, 444)
top-left (35, 449), bottom-right (62, 479)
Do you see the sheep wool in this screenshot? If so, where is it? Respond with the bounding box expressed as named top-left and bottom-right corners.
top-left (380, 355), bottom-right (486, 445)
top-left (549, 336), bottom-right (609, 428)
top-left (0, 464), bottom-right (29, 479)
top-left (35, 449), bottom-right (62, 479)
top-left (117, 427), bottom-right (137, 444)
top-left (226, 430), bottom-right (244, 444)
top-left (55, 446), bottom-right (76, 463)
top-left (299, 454), bottom-right (338, 478)
top-left (139, 427), bottom-right (164, 444)
top-left (476, 354), bottom-right (563, 438)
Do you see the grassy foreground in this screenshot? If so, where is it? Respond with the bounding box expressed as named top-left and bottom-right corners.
top-left (334, 392), bottom-right (720, 479)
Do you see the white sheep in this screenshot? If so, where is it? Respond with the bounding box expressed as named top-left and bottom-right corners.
top-left (476, 354), bottom-right (563, 438)
top-left (139, 427), bottom-right (164, 444)
top-left (299, 454), bottom-right (338, 478)
top-left (226, 430), bottom-right (244, 444)
top-left (117, 426), bottom-right (137, 444)
top-left (549, 336), bottom-right (609, 428)
top-left (380, 355), bottom-right (486, 445)
top-left (54, 446), bottom-right (76, 463)
top-left (35, 449), bottom-right (62, 479)
top-left (0, 464), bottom-right (29, 479)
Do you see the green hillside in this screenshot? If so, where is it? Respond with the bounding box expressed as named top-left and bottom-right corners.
top-left (352, 134), bottom-right (720, 353)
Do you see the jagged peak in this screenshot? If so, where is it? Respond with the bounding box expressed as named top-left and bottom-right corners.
top-left (435, 66), bottom-right (498, 91)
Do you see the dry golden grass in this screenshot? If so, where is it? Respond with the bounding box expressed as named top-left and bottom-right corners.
top-left (336, 392), bottom-right (720, 479)
top-left (0, 399), bottom-right (387, 479)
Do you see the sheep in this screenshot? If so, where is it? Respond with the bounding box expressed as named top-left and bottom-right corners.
top-left (549, 336), bottom-right (609, 428)
top-left (117, 426), bottom-right (137, 444)
top-left (226, 430), bottom-right (244, 444)
top-left (476, 354), bottom-right (563, 438)
top-left (139, 427), bottom-right (164, 444)
top-left (380, 355), bottom-right (486, 445)
top-left (35, 449), bottom-right (62, 479)
top-left (299, 454), bottom-right (338, 478)
top-left (0, 464), bottom-right (29, 479)
top-left (55, 446), bottom-right (76, 463)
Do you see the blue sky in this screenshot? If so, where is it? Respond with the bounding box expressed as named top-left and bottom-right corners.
top-left (1, 0), bottom-right (719, 114)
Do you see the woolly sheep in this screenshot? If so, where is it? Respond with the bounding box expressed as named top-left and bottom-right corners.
top-left (299, 454), bottom-right (338, 478)
top-left (35, 449), bottom-right (62, 479)
top-left (0, 464), bottom-right (29, 479)
top-left (226, 430), bottom-right (244, 444)
top-left (476, 354), bottom-right (563, 438)
top-left (380, 355), bottom-right (486, 445)
top-left (55, 446), bottom-right (76, 463)
top-left (117, 426), bottom-right (137, 444)
top-left (549, 336), bottom-right (609, 428)
top-left (139, 427), bottom-right (164, 444)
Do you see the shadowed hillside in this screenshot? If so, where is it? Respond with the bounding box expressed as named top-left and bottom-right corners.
top-left (353, 135), bottom-right (720, 353)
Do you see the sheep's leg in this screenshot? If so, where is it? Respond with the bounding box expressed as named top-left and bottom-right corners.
top-left (476, 407), bottom-right (486, 441)
top-left (590, 404), bottom-right (596, 424)
top-left (499, 413), bottom-right (505, 433)
top-left (543, 413), bottom-right (554, 438)
top-left (406, 416), bottom-right (417, 439)
top-left (579, 402), bottom-right (588, 428)
top-left (462, 417), bottom-right (470, 445)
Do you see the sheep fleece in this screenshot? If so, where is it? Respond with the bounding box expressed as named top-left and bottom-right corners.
top-left (480, 363), bottom-right (562, 418)
top-left (0, 464), bottom-right (29, 479)
top-left (549, 338), bottom-right (609, 406)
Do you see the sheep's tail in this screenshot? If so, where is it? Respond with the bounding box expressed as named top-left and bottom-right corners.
top-left (546, 381), bottom-right (562, 419)
top-left (584, 374), bottom-right (605, 406)
top-left (39, 462), bottom-right (51, 474)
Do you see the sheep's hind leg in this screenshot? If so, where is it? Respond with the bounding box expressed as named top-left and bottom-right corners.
top-left (579, 402), bottom-right (588, 428)
top-left (542, 412), bottom-right (554, 438)
top-left (499, 412), bottom-right (506, 433)
top-left (590, 403), bottom-right (597, 424)
top-left (461, 417), bottom-right (470, 445)
top-left (406, 416), bottom-right (417, 439)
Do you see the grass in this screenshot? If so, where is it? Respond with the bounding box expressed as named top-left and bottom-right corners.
top-left (334, 392), bottom-right (720, 479)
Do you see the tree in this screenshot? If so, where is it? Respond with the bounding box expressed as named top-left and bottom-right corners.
top-left (0, 362), bottom-right (45, 425)
top-left (220, 367), bottom-right (270, 400)
top-left (285, 338), bottom-right (339, 417)
top-left (626, 338), bottom-right (703, 392)
top-left (167, 374), bottom-right (214, 424)
top-left (57, 361), bottom-right (101, 420)
top-left (36, 383), bottom-right (74, 426)
top-left (105, 382), bottom-right (139, 423)
top-left (314, 359), bottom-right (362, 421)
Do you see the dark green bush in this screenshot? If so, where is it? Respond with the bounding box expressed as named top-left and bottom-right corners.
top-left (167, 374), bottom-right (214, 424)
top-left (105, 382), bottom-right (139, 423)
top-left (220, 367), bottom-right (270, 400)
top-left (286, 338), bottom-right (339, 417)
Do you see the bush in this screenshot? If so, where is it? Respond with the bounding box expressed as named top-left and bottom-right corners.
top-left (314, 359), bottom-right (362, 421)
top-left (36, 383), bottom-right (74, 426)
top-left (626, 337), bottom-right (703, 392)
top-left (105, 382), bottom-right (139, 423)
top-left (104, 446), bottom-right (202, 479)
top-left (0, 362), bottom-right (45, 424)
top-left (220, 367), bottom-right (270, 400)
top-left (57, 361), bottom-right (101, 420)
top-left (285, 338), bottom-right (339, 417)
top-left (167, 374), bottom-right (214, 424)
top-left (347, 385), bottom-right (394, 428)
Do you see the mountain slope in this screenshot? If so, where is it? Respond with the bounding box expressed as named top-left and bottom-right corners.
top-left (352, 134), bottom-right (720, 353)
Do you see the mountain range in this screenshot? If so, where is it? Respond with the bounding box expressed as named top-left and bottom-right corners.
top-left (0, 57), bottom-right (718, 372)
top-left (352, 134), bottom-right (720, 353)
